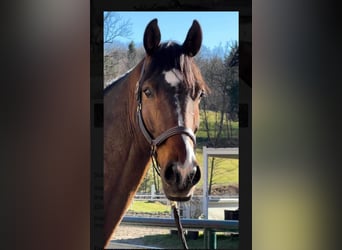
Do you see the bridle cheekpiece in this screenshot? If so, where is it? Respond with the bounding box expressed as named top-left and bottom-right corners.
top-left (135, 60), bottom-right (196, 175)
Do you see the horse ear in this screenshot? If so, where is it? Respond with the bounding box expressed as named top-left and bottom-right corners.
top-left (183, 20), bottom-right (202, 57)
top-left (143, 19), bottom-right (161, 55)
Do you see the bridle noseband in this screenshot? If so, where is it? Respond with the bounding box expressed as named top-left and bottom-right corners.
top-left (136, 60), bottom-right (196, 175)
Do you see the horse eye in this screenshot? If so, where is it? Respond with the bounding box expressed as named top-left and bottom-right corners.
top-left (143, 88), bottom-right (152, 98)
top-left (199, 90), bottom-right (206, 98)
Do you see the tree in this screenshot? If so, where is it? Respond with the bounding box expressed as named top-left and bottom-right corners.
top-left (200, 56), bottom-right (227, 145)
top-left (103, 13), bottom-right (133, 87)
top-left (127, 41), bottom-right (137, 69)
top-left (224, 42), bottom-right (239, 121)
top-left (196, 43), bottom-right (239, 194)
top-left (104, 47), bottom-right (127, 87)
top-left (104, 12), bottom-right (133, 44)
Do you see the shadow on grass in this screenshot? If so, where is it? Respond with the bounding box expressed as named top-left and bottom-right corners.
top-left (114, 232), bottom-right (239, 249)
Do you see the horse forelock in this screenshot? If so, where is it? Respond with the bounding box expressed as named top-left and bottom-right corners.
top-left (144, 42), bottom-right (208, 98)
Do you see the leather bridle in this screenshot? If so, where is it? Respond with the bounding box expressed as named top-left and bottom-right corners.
top-left (135, 60), bottom-right (196, 175)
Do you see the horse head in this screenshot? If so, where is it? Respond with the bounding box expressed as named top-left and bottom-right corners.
top-left (137, 19), bottom-right (209, 201)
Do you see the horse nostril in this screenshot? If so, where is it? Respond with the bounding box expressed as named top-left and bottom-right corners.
top-left (165, 163), bottom-right (201, 187)
top-left (164, 163), bottom-right (175, 183)
top-left (190, 165), bottom-right (201, 185)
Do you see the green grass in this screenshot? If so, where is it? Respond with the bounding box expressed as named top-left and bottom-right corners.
top-left (195, 148), bottom-right (239, 188)
top-left (128, 200), bottom-right (170, 213)
top-left (195, 110), bottom-right (239, 188)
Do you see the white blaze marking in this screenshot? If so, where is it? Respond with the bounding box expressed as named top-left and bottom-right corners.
top-left (175, 93), bottom-right (184, 126)
top-left (181, 134), bottom-right (195, 167)
top-left (164, 69), bottom-right (196, 169)
top-left (164, 69), bottom-right (185, 126)
top-left (163, 69), bottom-right (183, 87)
top-left (164, 70), bottom-right (196, 167)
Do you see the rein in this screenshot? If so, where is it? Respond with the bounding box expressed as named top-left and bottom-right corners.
top-left (171, 201), bottom-right (189, 249)
top-left (135, 60), bottom-right (192, 249)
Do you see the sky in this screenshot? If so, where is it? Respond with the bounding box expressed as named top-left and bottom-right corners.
top-left (105, 11), bottom-right (238, 50)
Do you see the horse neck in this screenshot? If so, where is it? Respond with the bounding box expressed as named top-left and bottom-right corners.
top-left (104, 59), bottom-right (150, 154)
top-left (104, 59), bottom-right (153, 243)
top-left (104, 58), bottom-right (151, 212)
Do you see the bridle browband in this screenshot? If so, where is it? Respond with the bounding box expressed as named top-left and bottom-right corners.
top-left (136, 59), bottom-right (196, 175)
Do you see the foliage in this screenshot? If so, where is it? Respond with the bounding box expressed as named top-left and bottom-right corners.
top-left (197, 110), bottom-right (239, 148)
top-left (127, 41), bottom-right (138, 69)
top-left (104, 42), bottom-right (144, 86)
top-left (195, 43), bottom-right (239, 193)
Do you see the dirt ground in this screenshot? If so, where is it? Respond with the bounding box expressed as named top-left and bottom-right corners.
top-left (107, 212), bottom-right (170, 248)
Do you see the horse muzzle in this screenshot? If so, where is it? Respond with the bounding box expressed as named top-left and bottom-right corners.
top-left (162, 161), bottom-right (201, 201)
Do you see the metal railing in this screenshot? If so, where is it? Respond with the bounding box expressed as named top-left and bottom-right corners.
top-left (121, 216), bottom-right (239, 249)
top-left (134, 194), bottom-right (239, 200)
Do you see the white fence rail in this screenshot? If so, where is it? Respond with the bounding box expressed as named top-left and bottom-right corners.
top-left (134, 194), bottom-right (239, 200)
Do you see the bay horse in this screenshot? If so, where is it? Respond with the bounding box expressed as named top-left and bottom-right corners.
top-left (104, 18), bottom-right (209, 247)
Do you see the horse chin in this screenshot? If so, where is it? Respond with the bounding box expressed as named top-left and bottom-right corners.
top-left (166, 194), bottom-right (192, 202)
top-left (164, 188), bottom-right (195, 201)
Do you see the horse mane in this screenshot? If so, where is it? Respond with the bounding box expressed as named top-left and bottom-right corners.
top-left (104, 68), bottom-right (133, 95)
